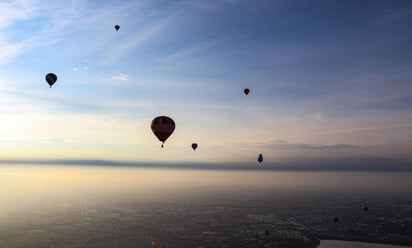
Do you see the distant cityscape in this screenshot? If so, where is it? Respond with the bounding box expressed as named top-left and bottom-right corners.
top-left (1, 192), bottom-right (411, 248)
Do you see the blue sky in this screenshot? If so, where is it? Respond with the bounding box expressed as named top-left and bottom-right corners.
top-left (1, 0), bottom-right (412, 165)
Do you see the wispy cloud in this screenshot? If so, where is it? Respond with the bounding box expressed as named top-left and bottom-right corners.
top-left (0, 88), bottom-right (105, 113)
top-left (0, 39), bottom-right (24, 64)
top-left (0, 1), bottom-right (150, 64)
top-left (102, 14), bottom-right (178, 64)
top-left (309, 112), bottom-right (324, 121)
top-left (0, 0), bottom-right (39, 28)
top-left (307, 123), bottom-right (412, 137)
top-left (180, 0), bottom-right (241, 10)
top-left (111, 74), bottom-right (129, 81)
top-left (235, 140), bottom-right (362, 151)
top-left (0, 87), bottom-right (174, 115)
top-left (72, 66), bottom-right (88, 72)
top-left (156, 40), bottom-right (217, 63)
top-left (0, 2), bottom-right (61, 64)
top-left (363, 95), bottom-right (412, 111)
top-left (274, 143), bottom-right (361, 151)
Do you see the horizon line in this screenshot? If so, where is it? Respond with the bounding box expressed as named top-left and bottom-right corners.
top-left (0, 158), bottom-right (411, 172)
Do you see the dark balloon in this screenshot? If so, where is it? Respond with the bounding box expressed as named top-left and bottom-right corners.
top-left (264, 230), bottom-right (269, 236)
top-left (244, 88), bottom-right (250, 95)
top-left (115, 25), bottom-right (120, 31)
top-left (45, 73), bottom-right (57, 88)
top-left (191, 143), bottom-right (198, 151)
top-left (333, 216), bottom-right (339, 224)
top-left (257, 153), bottom-right (263, 163)
top-left (151, 116), bottom-right (175, 148)
top-left (363, 206), bottom-right (369, 214)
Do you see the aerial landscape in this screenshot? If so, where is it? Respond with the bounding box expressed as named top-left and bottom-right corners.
top-left (1, 0), bottom-right (412, 247)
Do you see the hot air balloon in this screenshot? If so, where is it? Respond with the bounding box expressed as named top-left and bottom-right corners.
top-left (45, 73), bottom-right (57, 88)
top-left (244, 88), bottom-right (250, 95)
top-left (191, 143), bottom-right (198, 151)
top-left (114, 25), bottom-right (120, 31)
top-left (333, 216), bottom-right (339, 224)
top-left (363, 206), bottom-right (369, 214)
top-left (257, 154), bottom-right (263, 163)
top-left (151, 240), bottom-right (159, 248)
top-left (151, 116), bottom-right (175, 148)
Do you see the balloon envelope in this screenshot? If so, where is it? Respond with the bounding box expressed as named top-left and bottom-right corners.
top-left (45, 73), bottom-right (57, 88)
top-left (151, 240), bottom-right (158, 248)
top-left (244, 88), bottom-right (250, 95)
top-left (333, 216), bottom-right (339, 224)
top-left (191, 143), bottom-right (198, 151)
top-left (114, 25), bottom-right (120, 31)
top-left (363, 206), bottom-right (369, 213)
top-left (257, 154), bottom-right (263, 163)
top-left (151, 116), bottom-right (175, 147)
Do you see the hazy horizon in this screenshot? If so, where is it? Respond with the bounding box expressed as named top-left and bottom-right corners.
top-left (1, 158), bottom-right (411, 172)
top-left (2, 164), bottom-right (412, 213)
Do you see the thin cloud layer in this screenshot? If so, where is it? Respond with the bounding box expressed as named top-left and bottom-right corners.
top-left (111, 74), bottom-right (129, 81)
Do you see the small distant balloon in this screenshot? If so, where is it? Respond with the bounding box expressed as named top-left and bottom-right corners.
top-left (363, 206), bottom-right (369, 214)
top-left (151, 240), bottom-right (159, 248)
top-left (151, 116), bottom-right (175, 148)
top-left (45, 73), bottom-right (57, 88)
top-left (333, 216), bottom-right (339, 224)
top-left (264, 230), bottom-right (269, 236)
top-left (114, 25), bottom-right (120, 31)
top-left (244, 88), bottom-right (250, 95)
top-left (191, 143), bottom-right (198, 151)
top-left (257, 154), bottom-right (263, 163)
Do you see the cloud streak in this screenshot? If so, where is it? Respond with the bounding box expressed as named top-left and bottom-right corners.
top-left (0, 3), bottom-right (60, 64)
top-left (101, 14), bottom-right (178, 64)
top-left (0, 1), bottom-right (151, 64)
top-left (235, 140), bottom-right (362, 151)
top-left (111, 74), bottom-right (129, 81)
top-left (0, 0), bottom-right (39, 28)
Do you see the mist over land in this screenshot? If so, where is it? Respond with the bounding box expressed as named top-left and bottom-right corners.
top-left (1, 165), bottom-right (412, 247)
